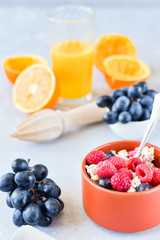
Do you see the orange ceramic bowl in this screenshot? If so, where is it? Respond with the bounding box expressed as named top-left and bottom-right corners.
top-left (81, 141), bottom-right (160, 233)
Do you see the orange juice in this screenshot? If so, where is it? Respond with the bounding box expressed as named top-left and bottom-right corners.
top-left (51, 41), bottom-right (93, 101)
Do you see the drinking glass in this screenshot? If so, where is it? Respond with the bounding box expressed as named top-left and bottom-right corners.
top-left (47, 5), bottom-right (95, 106)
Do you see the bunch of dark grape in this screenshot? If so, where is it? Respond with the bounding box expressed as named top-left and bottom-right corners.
top-left (0, 159), bottom-right (64, 227)
top-left (97, 81), bottom-right (157, 124)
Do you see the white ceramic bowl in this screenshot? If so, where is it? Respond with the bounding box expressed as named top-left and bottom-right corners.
top-left (109, 119), bottom-right (149, 140)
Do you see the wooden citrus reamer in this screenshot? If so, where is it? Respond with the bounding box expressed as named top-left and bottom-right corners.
top-left (10, 102), bottom-right (107, 142)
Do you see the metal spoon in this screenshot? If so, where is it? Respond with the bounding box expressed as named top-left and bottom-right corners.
top-left (135, 93), bottom-right (160, 157)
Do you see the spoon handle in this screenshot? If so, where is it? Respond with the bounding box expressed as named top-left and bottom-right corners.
top-left (136, 93), bottom-right (160, 157)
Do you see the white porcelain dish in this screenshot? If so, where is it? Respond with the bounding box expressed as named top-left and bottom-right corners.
top-left (109, 119), bottom-right (149, 140)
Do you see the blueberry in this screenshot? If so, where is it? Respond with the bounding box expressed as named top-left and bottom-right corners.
top-left (38, 214), bottom-right (52, 227)
top-left (23, 203), bottom-right (42, 225)
top-left (110, 89), bottom-right (124, 101)
top-left (136, 183), bottom-right (151, 192)
top-left (127, 85), bottom-right (143, 99)
top-left (135, 81), bottom-right (148, 93)
top-left (120, 87), bottom-right (128, 95)
top-left (14, 171), bottom-right (36, 190)
top-left (0, 173), bottom-right (17, 192)
top-left (148, 105), bottom-right (153, 113)
top-left (105, 152), bottom-right (115, 159)
top-left (57, 198), bottom-right (64, 211)
top-left (114, 96), bottom-right (130, 112)
top-left (145, 89), bottom-right (157, 99)
top-left (111, 102), bottom-right (117, 112)
top-left (96, 95), bottom-right (112, 108)
top-left (12, 159), bottom-right (29, 173)
top-left (98, 178), bottom-right (112, 189)
top-left (42, 198), bottom-right (61, 217)
top-left (6, 192), bottom-right (14, 208)
top-left (40, 183), bottom-right (61, 198)
top-left (31, 164), bottom-right (48, 181)
top-left (139, 95), bottom-right (154, 108)
top-left (103, 111), bottom-right (118, 124)
top-left (11, 188), bottom-right (31, 210)
top-left (118, 111), bottom-right (132, 124)
top-left (129, 102), bottom-right (143, 120)
top-left (139, 108), bottom-right (151, 121)
top-left (13, 209), bottom-right (27, 227)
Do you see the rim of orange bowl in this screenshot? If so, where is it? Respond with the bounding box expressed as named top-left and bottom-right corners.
top-left (82, 140), bottom-right (160, 196)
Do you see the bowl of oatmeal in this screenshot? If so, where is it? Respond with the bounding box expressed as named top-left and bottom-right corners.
top-left (81, 140), bottom-right (160, 232)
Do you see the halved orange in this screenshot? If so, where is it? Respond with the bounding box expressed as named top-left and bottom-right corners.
top-left (103, 55), bottom-right (151, 89)
top-left (13, 64), bottom-right (60, 113)
top-left (3, 55), bottom-right (48, 84)
top-left (94, 34), bottom-right (136, 72)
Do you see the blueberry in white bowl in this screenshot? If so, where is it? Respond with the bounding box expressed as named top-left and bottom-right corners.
top-left (97, 81), bottom-right (157, 140)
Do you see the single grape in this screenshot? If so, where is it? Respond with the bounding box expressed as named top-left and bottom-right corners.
top-left (110, 89), bottom-right (124, 101)
top-left (13, 209), bottom-right (27, 227)
top-left (129, 102), bottom-right (143, 120)
top-left (38, 214), bottom-right (52, 227)
top-left (23, 203), bottom-right (42, 225)
top-left (11, 188), bottom-right (31, 210)
top-left (12, 159), bottom-right (29, 173)
top-left (57, 198), bottom-right (64, 211)
top-left (42, 198), bottom-right (61, 217)
top-left (96, 95), bottom-right (112, 108)
top-left (40, 183), bottom-right (61, 198)
top-left (103, 111), bottom-right (118, 124)
top-left (139, 95), bottom-right (154, 108)
top-left (0, 173), bottom-right (17, 192)
top-left (14, 171), bottom-right (36, 190)
top-left (145, 89), bottom-right (157, 99)
top-left (38, 178), bottom-right (55, 189)
top-left (118, 111), bottom-right (132, 124)
top-left (139, 108), bottom-right (151, 121)
top-left (135, 81), bottom-right (147, 93)
top-left (28, 189), bottom-right (34, 198)
top-left (114, 96), bottom-right (130, 112)
top-left (6, 192), bottom-right (14, 208)
top-left (33, 183), bottom-right (39, 190)
top-left (36, 199), bottom-right (43, 206)
top-left (31, 164), bottom-right (48, 181)
top-left (127, 85), bottom-right (143, 99)
top-left (120, 87), bottom-right (128, 95)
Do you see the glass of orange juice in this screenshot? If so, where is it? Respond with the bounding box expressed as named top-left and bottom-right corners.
top-left (47, 5), bottom-right (95, 106)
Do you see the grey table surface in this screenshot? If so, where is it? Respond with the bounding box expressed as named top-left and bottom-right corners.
top-left (0, 1), bottom-right (160, 239)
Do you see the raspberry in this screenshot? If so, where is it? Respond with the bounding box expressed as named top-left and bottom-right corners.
top-left (96, 160), bottom-right (117, 178)
top-left (111, 172), bottom-right (131, 192)
top-left (128, 148), bottom-right (138, 158)
top-left (109, 156), bottom-right (127, 170)
top-left (118, 168), bottom-right (133, 180)
top-left (127, 157), bottom-right (142, 172)
top-left (86, 151), bottom-right (107, 165)
top-left (136, 164), bottom-right (153, 183)
top-left (150, 168), bottom-right (160, 186)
